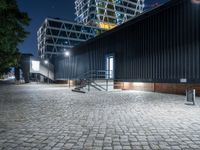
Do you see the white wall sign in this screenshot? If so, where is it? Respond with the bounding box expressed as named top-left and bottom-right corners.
top-left (180, 78), bottom-right (187, 83)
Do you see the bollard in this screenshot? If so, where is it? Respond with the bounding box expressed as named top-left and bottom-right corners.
top-left (185, 89), bottom-right (195, 105)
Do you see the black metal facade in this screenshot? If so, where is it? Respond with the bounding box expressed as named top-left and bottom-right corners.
top-left (56, 0), bottom-right (200, 83)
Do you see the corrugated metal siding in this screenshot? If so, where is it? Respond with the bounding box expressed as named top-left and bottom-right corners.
top-left (57, 0), bottom-right (199, 83)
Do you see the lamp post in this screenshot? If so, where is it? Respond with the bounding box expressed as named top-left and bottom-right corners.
top-left (44, 60), bottom-right (49, 84)
top-left (64, 51), bottom-right (70, 88)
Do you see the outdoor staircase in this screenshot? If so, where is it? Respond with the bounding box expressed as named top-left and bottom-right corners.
top-left (72, 70), bottom-right (113, 93)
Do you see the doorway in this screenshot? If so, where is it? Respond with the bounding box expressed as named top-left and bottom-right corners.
top-left (106, 54), bottom-right (114, 79)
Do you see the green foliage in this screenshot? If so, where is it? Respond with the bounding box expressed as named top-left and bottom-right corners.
top-left (0, 0), bottom-right (30, 75)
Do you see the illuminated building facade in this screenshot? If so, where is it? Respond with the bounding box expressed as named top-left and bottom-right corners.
top-left (37, 18), bottom-right (105, 58)
top-left (37, 0), bottom-right (144, 80)
top-left (38, 0), bottom-right (144, 59)
top-left (75, 0), bottom-right (144, 29)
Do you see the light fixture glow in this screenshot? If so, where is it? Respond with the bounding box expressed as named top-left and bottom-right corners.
top-left (44, 60), bottom-right (49, 64)
top-left (133, 82), bottom-right (144, 86)
top-left (64, 51), bottom-right (70, 57)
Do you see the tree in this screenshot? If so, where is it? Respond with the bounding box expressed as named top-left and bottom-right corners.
top-left (0, 0), bottom-right (30, 75)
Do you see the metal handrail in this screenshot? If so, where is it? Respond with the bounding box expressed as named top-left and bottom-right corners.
top-left (78, 70), bottom-right (113, 80)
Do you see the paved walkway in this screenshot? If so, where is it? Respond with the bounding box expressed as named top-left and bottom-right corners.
top-left (0, 84), bottom-right (200, 150)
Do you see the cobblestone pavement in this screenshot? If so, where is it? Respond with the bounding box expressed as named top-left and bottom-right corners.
top-left (0, 84), bottom-right (200, 150)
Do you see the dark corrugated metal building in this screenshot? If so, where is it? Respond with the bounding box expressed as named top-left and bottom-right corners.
top-left (56, 0), bottom-right (200, 95)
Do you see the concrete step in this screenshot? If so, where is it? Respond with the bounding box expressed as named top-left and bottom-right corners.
top-left (72, 89), bottom-right (86, 93)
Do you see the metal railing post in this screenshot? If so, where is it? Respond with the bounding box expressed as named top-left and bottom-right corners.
top-left (106, 79), bottom-right (108, 91)
top-left (88, 79), bottom-right (90, 91)
top-left (48, 63), bottom-right (50, 84)
top-left (73, 69), bottom-right (114, 92)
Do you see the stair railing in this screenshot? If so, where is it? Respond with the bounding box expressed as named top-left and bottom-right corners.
top-left (74, 70), bottom-right (113, 92)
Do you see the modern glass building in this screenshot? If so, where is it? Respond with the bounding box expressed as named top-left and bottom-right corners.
top-left (75, 0), bottom-right (144, 29)
top-left (37, 18), bottom-right (105, 59)
top-left (38, 1), bottom-right (145, 59)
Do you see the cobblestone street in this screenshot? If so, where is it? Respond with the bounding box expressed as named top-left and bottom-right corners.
top-left (0, 84), bottom-right (200, 150)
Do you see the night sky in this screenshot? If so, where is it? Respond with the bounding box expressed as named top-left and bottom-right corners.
top-left (16, 0), bottom-right (168, 56)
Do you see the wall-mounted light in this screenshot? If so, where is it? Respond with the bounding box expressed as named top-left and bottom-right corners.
top-left (133, 82), bottom-right (144, 86)
top-left (44, 60), bottom-right (49, 64)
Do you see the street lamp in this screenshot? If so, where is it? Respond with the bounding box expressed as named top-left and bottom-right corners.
top-left (44, 60), bottom-right (48, 65)
top-left (44, 60), bottom-right (49, 84)
top-left (65, 51), bottom-right (70, 57)
top-left (64, 51), bottom-right (70, 88)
